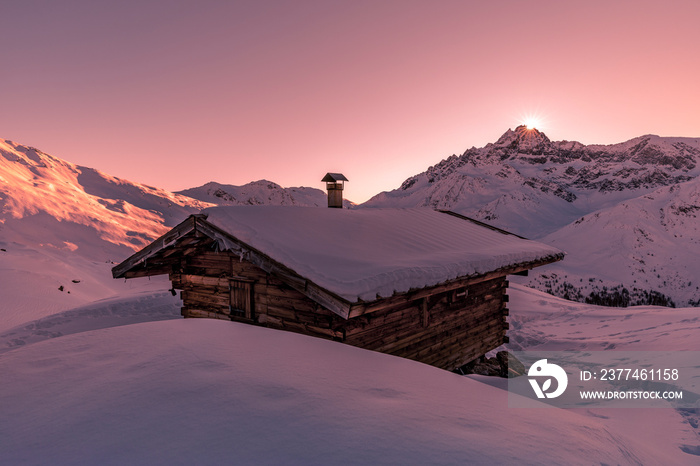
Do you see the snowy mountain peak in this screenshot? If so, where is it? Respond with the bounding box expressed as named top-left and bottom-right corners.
top-left (493, 125), bottom-right (552, 154)
top-left (363, 129), bottom-right (700, 307)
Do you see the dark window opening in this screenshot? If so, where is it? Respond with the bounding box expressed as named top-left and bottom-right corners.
top-left (450, 286), bottom-right (469, 304)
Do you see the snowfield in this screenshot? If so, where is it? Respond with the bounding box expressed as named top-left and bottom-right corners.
top-left (0, 243), bottom-right (171, 331)
top-left (1, 285), bottom-right (698, 465)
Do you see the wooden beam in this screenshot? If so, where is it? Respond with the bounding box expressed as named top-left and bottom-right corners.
top-left (347, 257), bottom-right (560, 318)
top-left (171, 274), bottom-right (230, 288)
top-left (183, 308), bottom-right (232, 321)
top-left (112, 215), bottom-right (198, 278)
top-left (421, 298), bottom-right (429, 327)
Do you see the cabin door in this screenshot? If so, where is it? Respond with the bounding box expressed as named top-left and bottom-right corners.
top-left (229, 278), bottom-right (254, 320)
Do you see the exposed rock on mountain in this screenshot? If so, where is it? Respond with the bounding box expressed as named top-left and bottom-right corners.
top-left (366, 126), bottom-right (700, 239)
top-left (363, 126), bottom-right (700, 306)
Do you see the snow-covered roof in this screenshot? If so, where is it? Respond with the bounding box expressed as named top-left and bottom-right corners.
top-left (203, 206), bottom-right (563, 303)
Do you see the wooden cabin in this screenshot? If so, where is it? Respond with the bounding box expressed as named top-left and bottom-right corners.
top-left (112, 207), bottom-right (563, 371)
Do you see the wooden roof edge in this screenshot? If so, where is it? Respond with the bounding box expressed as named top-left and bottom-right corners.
top-left (112, 211), bottom-right (563, 320)
top-left (112, 213), bottom-right (354, 318)
top-left (111, 215), bottom-right (201, 279)
top-left (437, 210), bottom-right (529, 239)
top-left (176, 217), bottom-right (354, 320)
top-left (347, 253), bottom-right (564, 318)
top-left (322, 173), bottom-right (348, 182)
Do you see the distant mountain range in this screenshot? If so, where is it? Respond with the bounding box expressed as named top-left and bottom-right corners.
top-left (365, 126), bottom-right (700, 237)
top-left (2, 127), bottom-right (699, 306)
top-left (177, 180), bottom-right (353, 208)
top-left (364, 126), bottom-right (700, 306)
top-left (0, 139), bottom-right (209, 257)
top-left (0, 139), bottom-right (347, 313)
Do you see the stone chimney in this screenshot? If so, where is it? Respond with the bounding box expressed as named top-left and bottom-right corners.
top-left (321, 173), bottom-right (348, 208)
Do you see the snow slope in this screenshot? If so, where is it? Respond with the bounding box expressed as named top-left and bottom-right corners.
top-left (2, 304), bottom-right (697, 465)
top-left (0, 139), bottom-right (211, 252)
top-left (0, 243), bottom-right (172, 331)
top-left (0, 138), bottom-right (209, 324)
top-left (505, 283), bottom-right (700, 353)
top-left (525, 177), bottom-right (700, 306)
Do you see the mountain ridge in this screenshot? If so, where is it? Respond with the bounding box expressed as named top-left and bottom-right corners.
top-left (177, 180), bottom-right (350, 208)
top-left (0, 138), bottom-right (211, 255)
top-left (363, 126), bottom-right (700, 306)
top-left (2, 129), bottom-right (698, 307)
top-left (366, 127), bottom-right (700, 237)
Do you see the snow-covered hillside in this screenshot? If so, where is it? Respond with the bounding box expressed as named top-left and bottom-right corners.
top-left (365, 126), bottom-right (700, 238)
top-left (363, 126), bottom-right (700, 306)
top-left (0, 139), bottom-right (211, 253)
top-left (0, 138), bottom-right (209, 322)
top-left (526, 178), bottom-right (700, 307)
top-left (179, 180), bottom-right (354, 208)
top-left (1, 282), bottom-right (698, 464)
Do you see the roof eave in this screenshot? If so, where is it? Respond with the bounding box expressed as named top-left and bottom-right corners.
top-left (347, 252), bottom-right (564, 318)
top-left (112, 214), bottom-right (354, 320)
top-left (321, 173), bottom-right (349, 182)
top-left (194, 218), bottom-right (354, 319)
top-left (111, 214), bottom-right (203, 279)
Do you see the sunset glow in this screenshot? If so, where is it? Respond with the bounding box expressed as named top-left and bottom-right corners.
top-left (3, 3), bottom-right (700, 463)
top-left (519, 110), bottom-right (549, 133)
top-left (523, 118), bottom-right (542, 131)
top-left (1, 1), bottom-right (699, 203)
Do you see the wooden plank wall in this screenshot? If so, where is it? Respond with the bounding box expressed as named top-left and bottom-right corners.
top-left (171, 249), bottom-right (233, 318)
top-left (343, 277), bottom-right (508, 370)
top-left (171, 250), bottom-right (344, 339)
top-left (170, 249), bottom-right (509, 371)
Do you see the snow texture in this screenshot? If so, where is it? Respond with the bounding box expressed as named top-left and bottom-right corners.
top-left (177, 179), bottom-right (354, 207)
top-left (1, 287), bottom-right (698, 465)
top-left (527, 177), bottom-right (700, 306)
top-left (204, 206), bottom-right (563, 302)
top-left (0, 138), bottom-right (211, 252)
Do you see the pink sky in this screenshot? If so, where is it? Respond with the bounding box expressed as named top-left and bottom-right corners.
top-left (2, 0), bottom-right (699, 203)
